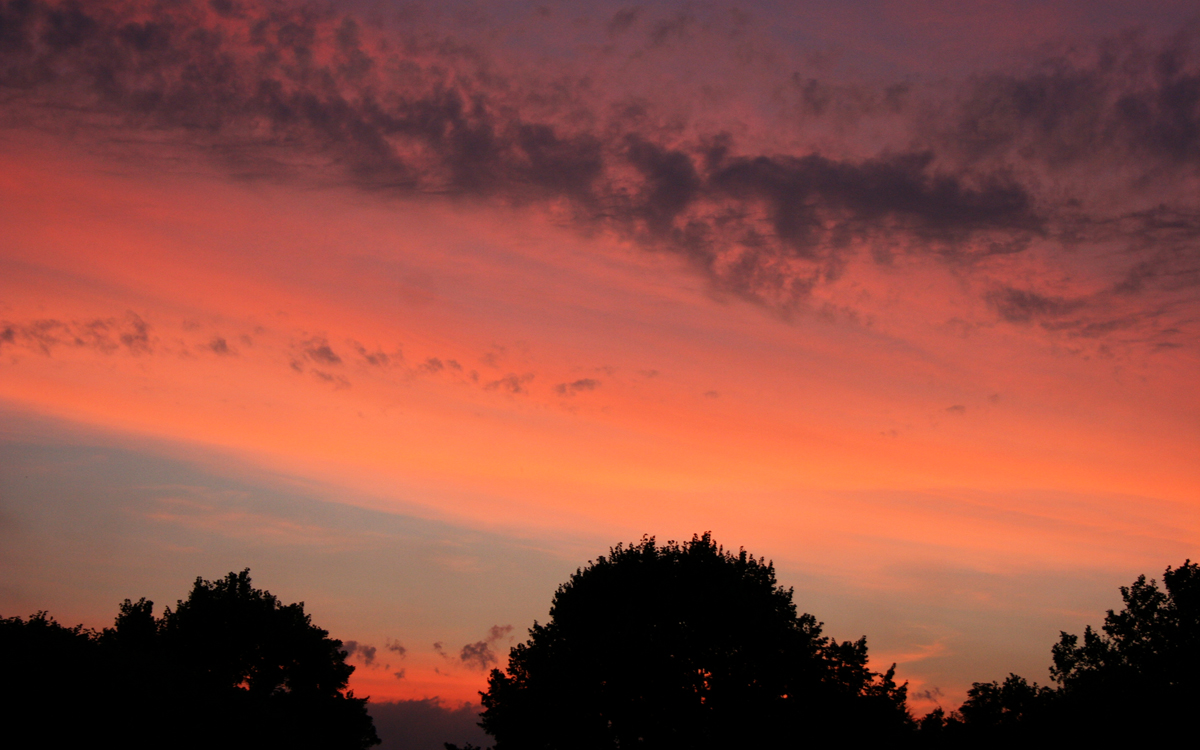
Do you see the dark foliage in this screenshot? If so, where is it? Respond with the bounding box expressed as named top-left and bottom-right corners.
top-left (478, 533), bottom-right (912, 749)
top-left (1048, 559), bottom-right (1199, 742)
top-left (956, 674), bottom-right (1055, 734)
top-left (919, 560), bottom-right (1200, 745)
top-left (917, 674), bottom-right (1056, 747)
top-left (0, 569), bottom-right (379, 750)
top-left (0, 609), bottom-right (112, 738)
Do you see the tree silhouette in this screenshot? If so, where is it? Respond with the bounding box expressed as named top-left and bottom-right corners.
top-left (0, 570), bottom-right (379, 750)
top-left (936, 673), bottom-right (1055, 743)
top-left (1048, 559), bottom-right (1199, 742)
top-left (921, 560), bottom-right (1200, 745)
top-left (478, 533), bottom-right (911, 749)
top-left (0, 610), bottom-right (111, 741)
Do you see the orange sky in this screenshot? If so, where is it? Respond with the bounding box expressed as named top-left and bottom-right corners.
top-left (2, 0), bottom-right (1198, 718)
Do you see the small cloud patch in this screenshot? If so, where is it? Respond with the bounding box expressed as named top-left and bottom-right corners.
top-left (459, 641), bottom-right (497, 671)
top-left (342, 640), bottom-right (377, 666)
top-left (302, 336), bottom-right (343, 365)
top-left (485, 373), bottom-right (534, 394)
top-left (554, 378), bottom-right (600, 396)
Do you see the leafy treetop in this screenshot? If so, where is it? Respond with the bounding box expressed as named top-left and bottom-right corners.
top-left (479, 533), bottom-right (911, 750)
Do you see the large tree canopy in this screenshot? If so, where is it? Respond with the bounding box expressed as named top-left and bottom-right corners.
top-left (1, 570), bottom-right (379, 750)
top-left (478, 534), bottom-right (912, 749)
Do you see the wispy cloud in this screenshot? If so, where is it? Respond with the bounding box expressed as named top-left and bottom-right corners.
top-left (342, 640), bottom-right (377, 666)
top-left (554, 378), bottom-right (600, 396)
top-left (0, 313), bottom-right (152, 356)
top-left (432, 624), bottom-right (515, 672)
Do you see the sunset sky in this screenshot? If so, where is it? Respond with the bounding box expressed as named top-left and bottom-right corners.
top-left (2, 0), bottom-right (1198, 731)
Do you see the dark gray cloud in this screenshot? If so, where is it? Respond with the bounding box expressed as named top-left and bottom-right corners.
top-left (367, 699), bottom-right (489, 750)
top-left (433, 624), bottom-right (513, 671)
top-left (484, 373), bottom-right (533, 394)
top-left (359, 643), bottom-right (377, 665)
top-left (553, 378), bottom-right (599, 396)
top-left (2, 0), bottom-right (1196, 336)
top-left (120, 313), bottom-right (151, 353)
top-left (0, 313), bottom-right (153, 356)
top-left (291, 334), bottom-right (348, 383)
top-left (352, 342), bottom-right (394, 367)
top-left (0, 308), bottom-right (593, 399)
top-left (413, 357), bottom-right (464, 376)
top-left (0, 1), bottom-right (1045, 304)
top-left (606, 7), bottom-right (641, 37)
top-left (985, 287), bottom-right (1087, 324)
top-left (385, 638), bottom-right (407, 658)
top-left (458, 640), bottom-right (496, 671)
top-left (341, 640), bottom-right (376, 665)
top-left (301, 337), bottom-right (343, 366)
top-left (708, 150), bottom-right (1038, 243)
top-left (950, 31), bottom-right (1200, 168)
top-left (981, 283), bottom-right (1181, 345)
top-left (311, 369), bottom-right (350, 389)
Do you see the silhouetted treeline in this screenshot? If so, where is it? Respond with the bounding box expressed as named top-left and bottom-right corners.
top-left (0, 570), bottom-right (378, 750)
top-left (6, 550), bottom-right (1196, 749)
top-left (451, 540), bottom-right (1199, 750)
top-left (919, 559), bottom-right (1200, 746)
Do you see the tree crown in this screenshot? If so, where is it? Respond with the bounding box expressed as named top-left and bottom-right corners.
top-left (1051, 559), bottom-right (1200, 690)
top-left (480, 533), bottom-right (911, 749)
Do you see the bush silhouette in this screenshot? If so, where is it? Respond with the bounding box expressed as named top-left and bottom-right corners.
top-left (1, 570), bottom-right (379, 750)
top-left (478, 533), bottom-right (911, 749)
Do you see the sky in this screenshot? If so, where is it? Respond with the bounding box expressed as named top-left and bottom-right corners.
top-left (1, 0), bottom-right (1198, 743)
